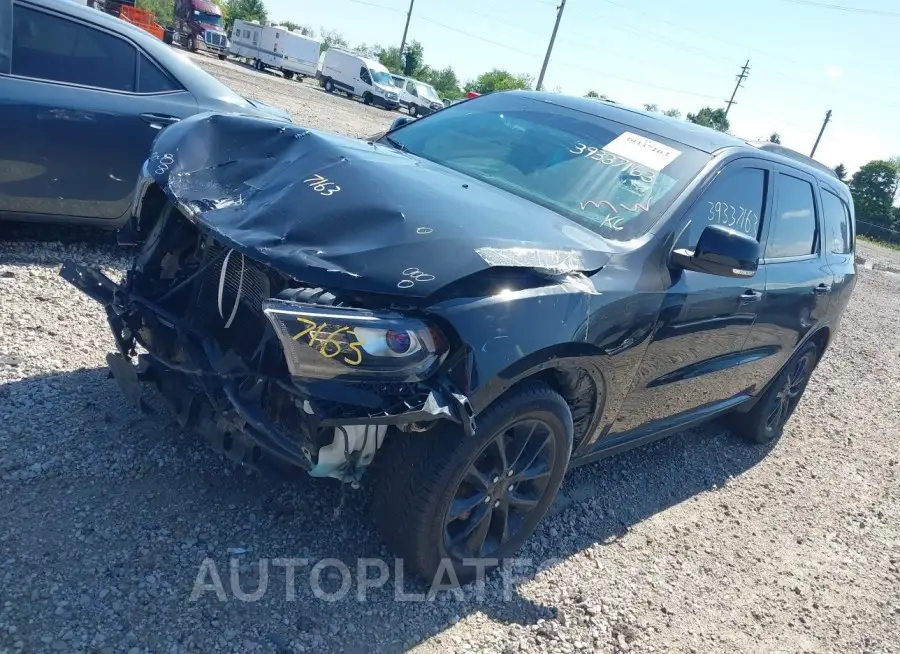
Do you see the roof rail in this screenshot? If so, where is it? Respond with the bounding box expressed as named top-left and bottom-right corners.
top-left (749, 141), bottom-right (839, 180)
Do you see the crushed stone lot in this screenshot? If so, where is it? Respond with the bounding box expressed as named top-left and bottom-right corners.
top-left (1, 54), bottom-right (900, 654)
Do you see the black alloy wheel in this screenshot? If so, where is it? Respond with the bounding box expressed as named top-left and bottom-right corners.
top-left (373, 383), bottom-right (573, 583)
top-left (730, 341), bottom-right (818, 444)
top-left (443, 418), bottom-right (556, 560)
top-left (765, 348), bottom-right (816, 432)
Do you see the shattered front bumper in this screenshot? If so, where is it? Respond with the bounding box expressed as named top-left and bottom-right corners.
top-left (60, 260), bottom-right (475, 478)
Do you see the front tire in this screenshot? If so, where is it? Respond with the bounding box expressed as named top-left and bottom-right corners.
top-left (730, 341), bottom-right (818, 444)
top-left (373, 383), bottom-right (573, 584)
top-left (187, 36), bottom-right (196, 52)
top-left (409, 104), bottom-right (417, 118)
top-left (363, 92), bottom-right (373, 105)
top-left (218, 53), bottom-right (226, 60)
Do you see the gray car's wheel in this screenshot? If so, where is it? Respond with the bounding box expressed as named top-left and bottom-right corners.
top-left (408, 104), bottom-right (417, 118)
top-left (324, 78), bottom-right (334, 93)
top-left (373, 383), bottom-right (573, 584)
top-left (729, 341), bottom-right (818, 444)
top-left (363, 92), bottom-right (373, 105)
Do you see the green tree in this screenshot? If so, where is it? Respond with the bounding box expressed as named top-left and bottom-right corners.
top-left (376, 41), bottom-right (425, 76)
top-left (768, 132), bottom-right (782, 144)
top-left (354, 42), bottom-right (379, 58)
top-left (686, 107), bottom-right (730, 132)
top-left (221, 0), bottom-right (267, 31)
top-left (833, 163), bottom-right (848, 182)
top-left (850, 160), bottom-right (899, 227)
top-left (643, 103), bottom-right (659, 112)
top-left (319, 28), bottom-right (348, 51)
top-left (136, 0), bottom-right (173, 26)
top-left (465, 69), bottom-right (533, 94)
top-left (278, 21), bottom-right (313, 36)
top-left (890, 155), bottom-right (900, 204)
top-left (423, 66), bottom-right (462, 99)
top-left (663, 108), bottom-right (682, 119)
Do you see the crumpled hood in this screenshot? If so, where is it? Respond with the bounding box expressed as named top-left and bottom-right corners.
top-left (144, 112), bottom-right (612, 298)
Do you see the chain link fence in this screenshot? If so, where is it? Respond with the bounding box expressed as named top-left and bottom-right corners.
top-left (857, 220), bottom-right (900, 246)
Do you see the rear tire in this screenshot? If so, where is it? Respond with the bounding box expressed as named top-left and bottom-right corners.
top-left (372, 383), bottom-right (573, 584)
top-left (283, 70), bottom-right (294, 80)
top-left (187, 36), bottom-right (196, 52)
top-left (324, 78), bottom-right (334, 93)
top-left (218, 54), bottom-right (226, 60)
top-left (729, 342), bottom-right (818, 444)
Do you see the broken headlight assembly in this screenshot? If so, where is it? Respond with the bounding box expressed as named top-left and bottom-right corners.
top-left (262, 299), bottom-right (448, 382)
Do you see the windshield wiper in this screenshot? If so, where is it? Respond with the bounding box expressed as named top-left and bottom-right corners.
top-left (383, 135), bottom-right (409, 153)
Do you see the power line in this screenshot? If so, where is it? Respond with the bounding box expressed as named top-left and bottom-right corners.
top-left (347, 0), bottom-right (405, 13)
top-left (418, 15), bottom-right (723, 100)
top-left (416, 16), bottom-right (539, 57)
top-left (782, 0), bottom-right (900, 17)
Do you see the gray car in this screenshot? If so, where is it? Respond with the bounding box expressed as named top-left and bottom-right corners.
top-left (0, 0), bottom-right (290, 228)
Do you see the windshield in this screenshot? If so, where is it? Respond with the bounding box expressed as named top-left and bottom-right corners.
top-left (417, 83), bottom-right (441, 102)
top-left (391, 75), bottom-right (405, 88)
top-left (194, 10), bottom-right (222, 27)
top-left (371, 70), bottom-right (393, 86)
top-left (380, 93), bottom-right (710, 241)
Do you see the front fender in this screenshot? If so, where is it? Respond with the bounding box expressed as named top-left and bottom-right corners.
top-left (427, 282), bottom-right (594, 412)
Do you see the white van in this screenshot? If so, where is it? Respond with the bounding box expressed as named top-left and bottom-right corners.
top-left (319, 49), bottom-right (400, 110)
top-left (398, 78), bottom-right (445, 117)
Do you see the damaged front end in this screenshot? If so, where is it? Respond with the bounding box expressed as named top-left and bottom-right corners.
top-left (63, 111), bottom-right (611, 485)
top-left (61, 207), bottom-right (473, 484)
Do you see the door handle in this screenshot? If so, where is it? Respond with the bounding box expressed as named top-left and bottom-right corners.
top-left (814, 283), bottom-right (832, 295)
top-left (140, 113), bottom-right (180, 130)
top-left (739, 289), bottom-right (763, 304)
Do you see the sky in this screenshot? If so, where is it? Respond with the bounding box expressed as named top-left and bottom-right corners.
top-left (266, 0), bottom-right (899, 175)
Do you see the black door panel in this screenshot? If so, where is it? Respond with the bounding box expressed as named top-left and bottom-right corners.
top-left (609, 161), bottom-right (771, 435)
top-left (742, 165), bottom-right (833, 388)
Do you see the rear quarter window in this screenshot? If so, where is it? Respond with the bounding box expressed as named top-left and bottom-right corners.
top-left (820, 187), bottom-right (853, 254)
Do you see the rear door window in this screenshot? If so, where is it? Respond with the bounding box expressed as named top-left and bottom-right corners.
top-left (11, 4), bottom-right (137, 92)
top-left (820, 188), bottom-right (853, 254)
top-left (766, 173), bottom-right (818, 259)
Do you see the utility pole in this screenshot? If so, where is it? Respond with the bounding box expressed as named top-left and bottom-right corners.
top-left (398, 0), bottom-right (415, 65)
top-left (536, 0), bottom-right (566, 91)
top-left (810, 109), bottom-right (832, 158)
top-left (724, 59), bottom-right (751, 117)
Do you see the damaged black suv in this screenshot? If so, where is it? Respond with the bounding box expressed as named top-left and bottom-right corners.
top-left (64, 91), bottom-right (856, 582)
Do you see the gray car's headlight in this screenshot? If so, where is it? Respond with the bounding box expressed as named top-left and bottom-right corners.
top-left (262, 299), bottom-right (447, 382)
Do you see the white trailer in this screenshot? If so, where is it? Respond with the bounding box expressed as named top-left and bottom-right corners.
top-left (229, 20), bottom-right (321, 80)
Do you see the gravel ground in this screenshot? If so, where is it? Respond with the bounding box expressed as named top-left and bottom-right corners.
top-left (1, 54), bottom-right (899, 654)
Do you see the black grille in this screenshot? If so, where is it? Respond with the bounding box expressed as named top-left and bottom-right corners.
top-left (190, 241), bottom-right (272, 361)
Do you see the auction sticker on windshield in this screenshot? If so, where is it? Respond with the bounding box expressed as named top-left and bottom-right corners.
top-left (603, 132), bottom-right (681, 171)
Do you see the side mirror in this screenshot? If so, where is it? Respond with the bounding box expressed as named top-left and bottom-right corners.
top-left (672, 224), bottom-right (759, 278)
top-left (389, 115), bottom-right (415, 131)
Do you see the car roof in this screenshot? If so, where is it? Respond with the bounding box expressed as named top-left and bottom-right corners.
top-left (508, 91), bottom-right (841, 185)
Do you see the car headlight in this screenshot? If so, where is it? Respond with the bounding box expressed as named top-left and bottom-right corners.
top-left (262, 299), bottom-right (447, 382)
